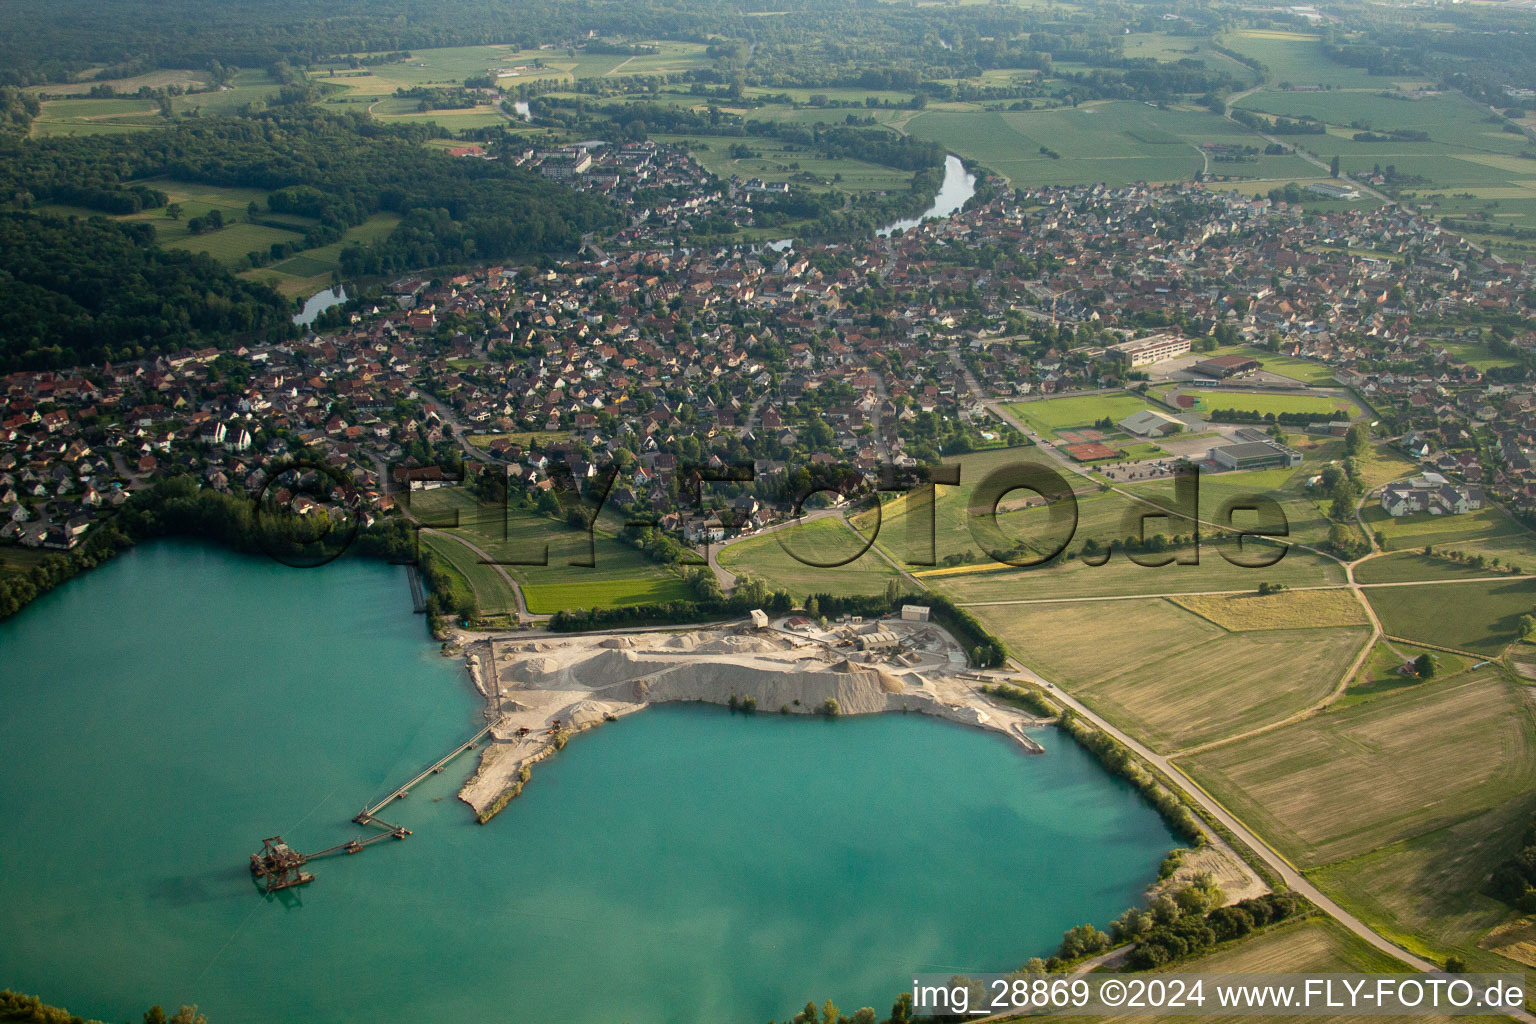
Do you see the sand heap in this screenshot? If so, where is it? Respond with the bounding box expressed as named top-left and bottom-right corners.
top-left (455, 623), bottom-right (1046, 817)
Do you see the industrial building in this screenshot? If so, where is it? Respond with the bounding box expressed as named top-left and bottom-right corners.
top-left (1208, 440), bottom-right (1303, 471)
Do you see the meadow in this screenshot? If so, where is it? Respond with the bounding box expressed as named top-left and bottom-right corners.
top-left (406, 486), bottom-right (692, 614)
top-left (902, 102), bottom-right (1263, 187)
top-left (1358, 502), bottom-right (1536, 560)
top-left (1365, 576), bottom-right (1536, 655)
top-left (1170, 589), bottom-right (1367, 631)
top-left (651, 133), bottom-right (915, 195)
top-left (1224, 346), bottom-right (1340, 386)
top-left (423, 532), bottom-right (520, 617)
top-left (716, 515), bottom-right (900, 600)
top-left (1181, 670), bottom-right (1536, 869)
top-left (1311, 790), bottom-right (1536, 973)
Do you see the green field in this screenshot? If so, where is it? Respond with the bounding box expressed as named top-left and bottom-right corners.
top-left (1230, 81), bottom-right (1536, 236)
top-left (1181, 670), bottom-right (1536, 869)
top-left (407, 486), bottom-right (692, 614)
top-left (423, 532), bottom-right (519, 617)
top-left (1048, 918), bottom-right (1420, 1024)
top-left (1366, 577), bottom-right (1536, 655)
top-left (1198, 390), bottom-right (1358, 418)
top-left (932, 541), bottom-right (1345, 603)
top-left (29, 97), bottom-right (165, 136)
top-left (1221, 30), bottom-right (1419, 90)
top-left (653, 133), bottom-right (915, 195)
top-left (1338, 639), bottom-right (1470, 708)
top-left (904, 102), bottom-right (1276, 186)
top-left (1359, 502), bottom-right (1536, 561)
top-left (310, 42), bottom-right (713, 124)
top-left (716, 515), bottom-right (900, 600)
top-left (1125, 460), bottom-right (1332, 545)
top-left (1310, 792), bottom-right (1536, 973)
top-left (1004, 392), bottom-right (1167, 438)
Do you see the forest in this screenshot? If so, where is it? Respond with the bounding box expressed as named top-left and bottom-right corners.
top-left (0, 212), bottom-right (295, 370)
top-left (0, 110), bottom-right (617, 367)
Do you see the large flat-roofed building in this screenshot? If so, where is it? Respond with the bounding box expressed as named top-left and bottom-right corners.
top-left (1110, 332), bottom-right (1191, 368)
top-left (1118, 408), bottom-right (1185, 437)
top-left (1193, 354), bottom-right (1261, 378)
top-left (1305, 181), bottom-right (1361, 200)
top-left (1208, 440), bottom-right (1303, 471)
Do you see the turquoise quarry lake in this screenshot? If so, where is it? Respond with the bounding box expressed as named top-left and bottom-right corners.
top-left (0, 541), bottom-right (1177, 1023)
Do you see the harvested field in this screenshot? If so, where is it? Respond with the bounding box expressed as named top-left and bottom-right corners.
top-left (1182, 671), bottom-right (1536, 868)
top-left (1081, 626), bottom-right (1368, 752)
top-left (1171, 589), bottom-right (1368, 630)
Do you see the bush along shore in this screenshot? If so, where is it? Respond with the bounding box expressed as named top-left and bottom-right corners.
top-left (0, 478), bottom-right (424, 620)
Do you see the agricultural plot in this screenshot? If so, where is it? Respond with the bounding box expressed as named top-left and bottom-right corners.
top-left (716, 515), bottom-right (900, 600)
top-left (904, 102), bottom-right (1269, 186)
top-left (1170, 589), bottom-right (1368, 631)
top-left (1366, 577), bottom-right (1536, 655)
top-left (311, 42), bottom-right (712, 115)
top-left (164, 221), bottom-right (309, 264)
top-left (405, 486), bottom-right (691, 615)
top-left (1219, 31), bottom-right (1413, 91)
top-left (29, 97), bottom-right (165, 136)
top-left (1359, 502), bottom-right (1535, 558)
top-left (1075, 625), bottom-right (1367, 752)
top-left (1311, 791), bottom-right (1536, 974)
top-left (651, 134), bottom-right (914, 195)
top-left (974, 592), bottom-right (1364, 750)
top-left (1355, 552), bottom-right (1530, 584)
top-left (973, 597), bottom-right (1222, 690)
top-left (25, 68), bottom-right (209, 97)
top-left (169, 69), bottom-right (286, 116)
top-left (1120, 34), bottom-right (1259, 84)
top-left (1125, 463), bottom-right (1331, 545)
top-left (1232, 84), bottom-right (1536, 233)
top-left (1337, 639), bottom-right (1468, 708)
top-left (897, 102), bottom-right (1284, 187)
top-left (422, 533), bottom-right (519, 616)
top-left (933, 542), bottom-right (1346, 604)
top-left (1182, 671), bottom-right (1536, 868)
top-left (1051, 918), bottom-right (1418, 1024)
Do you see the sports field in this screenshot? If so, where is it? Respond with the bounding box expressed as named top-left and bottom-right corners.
top-left (1198, 391), bottom-right (1358, 418)
top-left (1003, 392), bottom-right (1168, 438)
top-left (1181, 671), bottom-right (1536, 868)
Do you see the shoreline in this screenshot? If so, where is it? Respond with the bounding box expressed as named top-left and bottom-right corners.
top-left (435, 612), bottom-right (1268, 905)
top-left (442, 615), bottom-right (1050, 820)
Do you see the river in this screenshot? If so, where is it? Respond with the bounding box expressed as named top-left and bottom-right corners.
top-left (877, 154), bottom-right (977, 237)
top-left (0, 541), bottom-right (1176, 1024)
